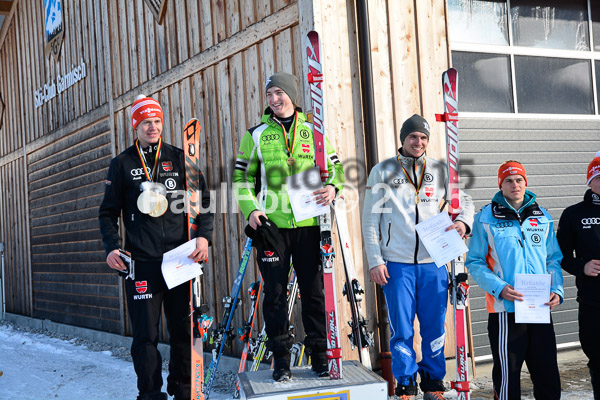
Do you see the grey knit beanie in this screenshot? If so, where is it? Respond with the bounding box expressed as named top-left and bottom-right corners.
top-left (265, 72), bottom-right (298, 104)
top-left (400, 114), bottom-right (431, 143)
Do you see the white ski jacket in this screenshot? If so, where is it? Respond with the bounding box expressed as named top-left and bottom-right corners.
top-left (362, 151), bottom-right (474, 269)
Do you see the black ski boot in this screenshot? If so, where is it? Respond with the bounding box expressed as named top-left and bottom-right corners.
top-left (273, 352), bottom-right (292, 382)
top-left (310, 351), bottom-right (329, 377)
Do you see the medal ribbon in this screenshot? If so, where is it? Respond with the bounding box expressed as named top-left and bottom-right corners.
top-left (398, 156), bottom-right (426, 200)
top-left (135, 137), bottom-right (162, 182)
top-left (277, 111), bottom-right (298, 157)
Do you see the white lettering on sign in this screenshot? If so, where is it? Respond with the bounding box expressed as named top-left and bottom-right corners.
top-left (34, 58), bottom-right (87, 108)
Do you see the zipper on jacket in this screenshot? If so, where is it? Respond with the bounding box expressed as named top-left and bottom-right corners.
top-left (386, 222), bottom-right (392, 247)
top-left (412, 161), bottom-right (420, 264)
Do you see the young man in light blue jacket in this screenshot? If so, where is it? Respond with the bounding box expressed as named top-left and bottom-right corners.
top-left (465, 160), bottom-right (563, 400)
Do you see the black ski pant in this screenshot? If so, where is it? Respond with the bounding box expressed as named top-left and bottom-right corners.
top-left (579, 303), bottom-right (600, 400)
top-left (487, 311), bottom-right (561, 400)
top-left (256, 226), bottom-right (326, 356)
top-left (125, 260), bottom-right (191, 399)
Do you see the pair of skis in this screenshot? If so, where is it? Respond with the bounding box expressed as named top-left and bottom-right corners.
top-left (306, 31), bottom-right (373, 378)
top-left (437, 68), bottom-right (471, 399)
top-left (203, 237), bottom-right (254, 399)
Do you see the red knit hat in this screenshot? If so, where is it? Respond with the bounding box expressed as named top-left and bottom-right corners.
top-left (587, 151), bottom-right (600, 185)
top-left (131, 95), bottom-right (163, 130)
top-left (498, 161), bottom-right (527, 188)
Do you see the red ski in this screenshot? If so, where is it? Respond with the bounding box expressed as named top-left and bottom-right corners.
top-left (437, 68), bottom-right (470, 399)
top-left (184, 118), bottom-right (210, 400)
top-left (306, 30), bottom-right (343, 379)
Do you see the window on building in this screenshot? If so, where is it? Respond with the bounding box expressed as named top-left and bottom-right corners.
top-left (448, 0), bottom-right (600, 115)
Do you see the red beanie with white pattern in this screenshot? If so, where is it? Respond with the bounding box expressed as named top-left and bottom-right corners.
top-left (131, 95), bottom-right (163, 130)
top-left (587, 151), bottom-right (600, 185)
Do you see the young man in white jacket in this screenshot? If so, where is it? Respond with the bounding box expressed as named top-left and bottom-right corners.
top-left (362, 114), bottom-right (474, 400)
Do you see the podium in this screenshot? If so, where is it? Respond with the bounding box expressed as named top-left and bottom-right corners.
top-left (237, 360), bottom-right (387, 400)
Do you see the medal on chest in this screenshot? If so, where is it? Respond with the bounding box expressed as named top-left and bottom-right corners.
top-left (398, 156), bottom-right (427, 206)
top-left (135, 139), bottom-right (167, 217)
top-left (137, 182), bottom-right (168, 217)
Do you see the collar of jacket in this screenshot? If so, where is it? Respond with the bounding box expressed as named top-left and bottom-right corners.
top-left (396, 148), bottom-right (426, 167)
top-left (491, 190), bottom-right (540, 222)
top-left (262, 106), bottom-right (306, 126)
top-left (584, 189), bottom-right (600, 206)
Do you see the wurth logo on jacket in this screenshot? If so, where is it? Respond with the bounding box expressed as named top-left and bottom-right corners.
top-left (261, 251), bottom-right (280, 263)
top-left (133, 280), bottom-right (153, 300)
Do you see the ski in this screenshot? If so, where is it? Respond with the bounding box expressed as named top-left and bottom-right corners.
top-left (237, 276), bottom-right (263, 373)
top-left (437, 68), bottom-right (470, 399)
top-left (333, 197), bottom-right (374, 369)
top-left (184, 118), bottom-right (211, 400)
top-left (234, 275), bottom-right (263, 399)
top-left (306, 30), bottom-right (343, 379)
top-left (249, 268), bottom-right (299, 372)
top-left (204, 236), bottom-right (253, 399)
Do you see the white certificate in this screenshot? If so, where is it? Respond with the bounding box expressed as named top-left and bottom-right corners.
top-left (286, 167), bottom-right (329, 222)
top-left (414, 212), bottom-right (468, 268)
top-left (514, 273), bottom-right (551, 324)
top-left (161, 239), bottom-right (203, 289)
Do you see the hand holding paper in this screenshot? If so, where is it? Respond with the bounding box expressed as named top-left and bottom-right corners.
top-left (161, 239), bottom-right (204, 289)
top-left (415, 212), bottom-right (469, 268)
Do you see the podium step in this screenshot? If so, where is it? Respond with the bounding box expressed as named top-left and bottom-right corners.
top-left (237, 360), bottom-right (387, 400)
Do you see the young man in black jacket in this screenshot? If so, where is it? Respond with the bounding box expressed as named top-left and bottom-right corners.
top-left (98, 95), bottom-right (214, 400)
top-left (558, 151), bottom-right (600, 400)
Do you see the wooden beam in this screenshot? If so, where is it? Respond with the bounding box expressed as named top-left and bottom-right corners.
top-left (0, 1), bottom-right (13, 14)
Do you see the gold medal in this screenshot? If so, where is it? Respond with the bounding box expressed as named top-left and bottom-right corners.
top-left (287, 157), bottom-right (296, 166)
top-left (149, 193), bottom-right (168, 217)
top-left (137, 190), bottom-right (160, 214)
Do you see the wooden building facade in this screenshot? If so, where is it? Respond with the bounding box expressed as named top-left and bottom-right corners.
top-left (1, 0), bottom-right (593, 367)
top-left (0, 0), bottom-right (453, 364)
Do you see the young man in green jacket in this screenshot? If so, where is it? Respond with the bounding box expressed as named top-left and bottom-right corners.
top-left (233, 72), bottom-right (344, 381)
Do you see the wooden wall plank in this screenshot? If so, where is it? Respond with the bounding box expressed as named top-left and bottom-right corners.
top-left (120, 0), bottom-right (132, 93)
top-left (213, 0), bottom-right (226, 44)
top-left (94, 0), bottom-right (107, 106)
top-left (187, 0), bottom-right (201, 56)
top-left (128, 0), bottom-right (140, 89)
top-left (175, 0), bottom-right (189, 62)
top-left (240, 0), bottom-right (255, 30)
top-left (164, 0), bottom-right (178, 69)
top-left (414, 0), bottom-right (450, 158)
top-left (203, 65), bottom-right (223, 318)
top-left (388, 0), bottom-right (420, 150)
top-left (109, 0), bottom-right (122, 97)
top-left (144, 0), bottom-right (157, 80)
top-left (226, 0), bottom-right (241, 37)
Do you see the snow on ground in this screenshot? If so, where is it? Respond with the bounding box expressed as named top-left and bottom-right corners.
top-left (0, 323), bottom-right (232, 400)
top-left (0, 321), bottom-right (594, 400)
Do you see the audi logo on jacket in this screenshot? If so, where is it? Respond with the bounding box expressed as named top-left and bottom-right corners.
top-left (557, 189), bottom-right (600, 306)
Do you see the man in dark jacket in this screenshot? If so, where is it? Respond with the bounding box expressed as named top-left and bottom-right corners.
top-left (558, 151), bottom-right (600, 400)
top-left (98, 95), bottom-right (213, 400)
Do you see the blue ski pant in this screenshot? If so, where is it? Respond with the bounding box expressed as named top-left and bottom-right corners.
top-left (382, 261), bottom-right (448, 383)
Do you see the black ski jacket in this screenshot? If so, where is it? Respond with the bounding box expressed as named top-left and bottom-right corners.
top-left (557, 189), bottom-right (600, 306)
top-left (98, 141), bottom-right (214, 262)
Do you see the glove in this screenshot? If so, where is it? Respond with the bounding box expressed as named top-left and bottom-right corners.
top-left (244, 216), bottom-right (285, 256)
